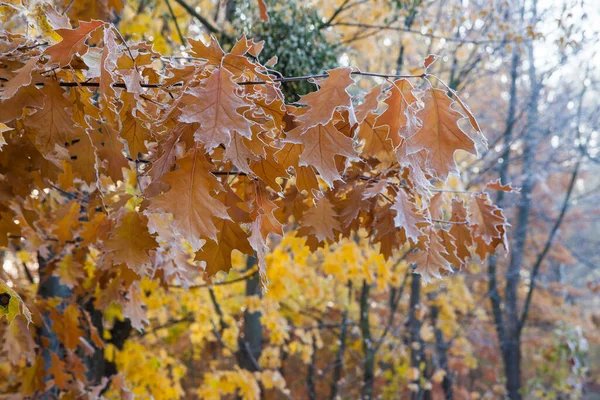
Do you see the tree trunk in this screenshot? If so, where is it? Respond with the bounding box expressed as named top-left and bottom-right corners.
top-left (431, 304), bottom-right (452, 400)
top-left (36, 253), bottom-right (71, 399)
top-left (360, 280), bottom-right (374, 400)
top-left (408, 273), bottom-right (424, 400)
top-left (307, 332), bottom-right (318, 400)
top-left (238, 256), bottom-right (262, 371)
top-left (329, 281), bottom-right (351, 400)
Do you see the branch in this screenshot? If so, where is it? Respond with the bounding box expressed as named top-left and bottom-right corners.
top-left (165, 0), bottom-right (186, 46)
top-left (13, 71), bottom-right (426, 90)
top-left (374, 267), bottom-right (410, 353)
top-left (318, 0), bottom-right (353, 30)
top-left (208, 287), bottom-right (228, 331)
top-left (332, 22), bottom-right (508, 45)
top-left (170, 266), bottom-right (258, 289)
top-left (138, 315), bottom-right (194, 337)
top-left (518, 159), bottom-right (580, 332)
top-left (172, 0), bottom-right (221, 35)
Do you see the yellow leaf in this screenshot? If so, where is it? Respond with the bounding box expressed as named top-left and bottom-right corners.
top-left (0, 279), bottom-right (32, 325)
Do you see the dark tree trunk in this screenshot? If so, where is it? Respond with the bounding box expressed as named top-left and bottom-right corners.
top-left (359, 280), bottom-right (374, 400)
top-left (238, 256), bottom-right (262, 372)
top-left (83, 299), bottom-right (106, 384)
top-left (36, 253), bottom-right (71, 399)
top-left (408, 273), bottom-right (424, 400)
top-left (431, 304), bottom-right (452, 400)
top-left (307, 333), bottom-right (318, 400)
top-left (329, 281), bottom-right (351, 400)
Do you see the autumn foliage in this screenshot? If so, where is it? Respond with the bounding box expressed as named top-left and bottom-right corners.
top-left (0, 2), bottom-right (521, 398)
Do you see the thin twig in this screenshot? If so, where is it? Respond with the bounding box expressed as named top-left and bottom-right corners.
top-left (333, 22), bottom-right (508, 45)
top-left (62, 0), bottom-right (76, 15)
top-left (170, 266), bottom-right (258, 289)
top-left (165, 0), bottom-right (186, 47)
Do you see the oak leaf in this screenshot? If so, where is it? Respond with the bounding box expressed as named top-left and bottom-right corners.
top-left (49, 352), bottom-right (71, 390)
top-left (355, 84), bottom-right (382, 123)
top-left (449, 199), bottom-right (472, 264)
top-left (374, 79), bottom-right (418, 148)
top-left (25, 82), bottom-right (75, 155)
top-left (179, 68), bottom-right (252, 150)
top-left (358, 113), bottom-right (395, 162)
top-left (486, 178), bottom-right (520, 193)
top-left (0, 85), bottom-right (45, 123)
top-left (196, 190), bottom-right (253, 276)
top-left (188, 36), bottom-right (225, 66)
top-left (467, 193), bottom-right (507, 245)
top-left (285, 121), bottom-right (358, 187)
top-left (149, 149), bottom-right (229, 251)
top-left (391, 190), bottom-right (422, 243)
top-left (301, 197), bottom-right (341, 242)
top-left (406, 88), bottom-right (476, 181)
top-left (122, 282), bottom-right (148, 331)
top-left (0, 56), bottom-right (39, 100)
top-left (409, 230), bottom-right (453, 283)
top-left (44, 20), bottom-right (104, 67)
top-left (295, 68), bottom-right (355, 128)
top-left (104, 211), bottom-right (157, 273)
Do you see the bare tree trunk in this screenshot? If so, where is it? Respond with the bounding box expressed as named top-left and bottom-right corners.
top-left (37, 253), bottom-right (71, 399)
top-left (408, 273), bottom-right (424, 400)
top-left (360, 280), bottom-right (375, 400)
top-left (395, 1), bottom-right (421, 73)
top-left (329, 281), bottom-right (352, 400)
top-left (83, 299), bottom-right (106, 384)
top-left (238, 255), bottom-right (262, 372)
top-left (431, 304), bottom-right (452, 400)
top-left (487, 35), bottom-right (521, 397)
top-left (504, 2), bottom-right (540, 396)
top-left (307, 332), bottom-right (318, 400)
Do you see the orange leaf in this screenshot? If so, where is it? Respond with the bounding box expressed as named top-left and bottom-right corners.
top-left (188, 36), bottom-right (225, 66)
top-left (449, 199), bottom-right (473, 264)
top-left (285, 121), bottom-right (358, 187)
top-left (44, 20), bottom-right (104, 67)
top-left (24, 82), bottom-right (75, 155)
top-left (104, 211), bottom-right (157, 273)
top-left (257, 0), bottom-right (269, 22)
top-left (406, 88), bottom-right (476, 181)
top-left (358, 113), bottom-right (395, 163)
top-left (301, 197), bottom-right (341, 242)
top-left (374, 79), bottom-right (418, 148)
top-left (467, 193), bottom-right (508, 245)
top-left (409, 230), bottom-right (453, 283)
top-left (295, 68), bottom-right (355, 128)
top-left (179, 68), bottom-right (252, 150)
top-left (149, 149), bottom-right (229, 251)
top-left (196, 190), bottom-right (253, 276)
top-left (391, 190), bottom-right (422, 243)
top-left (485, 178), bottom-right (520, 193)
top-left (0, 56), bottom-right (39, 100)
top-left (49, 352), bottom-right (71, 390)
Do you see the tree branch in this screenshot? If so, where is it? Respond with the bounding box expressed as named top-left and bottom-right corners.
top-left (11, 71), bottom-right (426, 90)
top-left (333, 22), bottom-right (508, 45)
top-left (518, 159), bottom-right (580, 332)
top-left (172, 0), bottom-right (221, 35)
top-left (165, 0), bottom-right (186, 46)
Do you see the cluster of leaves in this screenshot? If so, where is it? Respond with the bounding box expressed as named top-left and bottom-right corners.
top-left (0, 3), bottom-right (512, 397)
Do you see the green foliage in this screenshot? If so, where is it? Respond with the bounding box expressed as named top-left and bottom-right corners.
top-left (230, 0), bottom-right (343, 101)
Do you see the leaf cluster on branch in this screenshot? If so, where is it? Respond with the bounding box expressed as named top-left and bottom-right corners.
top-left (0, 9), bottom-right (512, 395)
